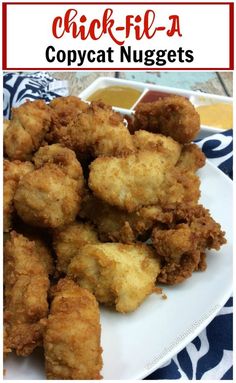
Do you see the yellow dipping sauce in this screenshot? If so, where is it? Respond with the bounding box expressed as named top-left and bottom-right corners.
top-left (196, 103), bottom-right (233, 130)
top-left (87, 86), bottom-right (142, 109)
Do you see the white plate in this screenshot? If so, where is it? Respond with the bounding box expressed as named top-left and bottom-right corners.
top-left (4, 161), bottom-right (233, 380)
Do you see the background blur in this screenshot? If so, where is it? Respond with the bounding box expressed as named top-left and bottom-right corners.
top-left (49, 72), bottom-right (233, 97)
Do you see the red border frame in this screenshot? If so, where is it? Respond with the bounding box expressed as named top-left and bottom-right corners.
top-left (2, 2), bottom-right (234, 70)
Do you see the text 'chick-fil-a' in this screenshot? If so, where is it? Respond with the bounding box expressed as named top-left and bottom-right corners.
top-left (52, 8), bottom-right (182, 45)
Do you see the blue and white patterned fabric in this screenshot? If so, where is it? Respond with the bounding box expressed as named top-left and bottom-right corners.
top-left (3, 73), bottom-right (233, 380)
top-left (146, 130), bottom-right (233, 380)
top-left (3, 72), bottom-right (68, 119)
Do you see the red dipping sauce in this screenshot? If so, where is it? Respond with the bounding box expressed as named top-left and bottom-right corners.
top-left (139, 90), bottom-right (172, 103)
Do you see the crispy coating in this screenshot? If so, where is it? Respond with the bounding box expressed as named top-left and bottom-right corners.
top-left (44, 278), bottom-right (103, 380)
top-left (50, 96), bottom-right (88, 124)
top-left (171, 204), bottom-right (227, 250)
top-left (89, 151), bottom-right (173, 212)
top-left (53, 222), bottom-right (99, 273)
top-left (47, 96), bottom-right (89, 143)
top-left (11, 222), bottom-right (55, 276)
top-left (25, 234), bottom-right (55, 276)
top-left (80, 193), bottom-right (173, 243)
top-left (67, 243), bottom-right (160, 313)
top-left (152, 225), bottom-right (201, 285)
top-left (133, 96), bottom-right (200, 144)
top-left (4, 159), bottom-right (34, 182)
top-left (33, 143), bottom-right (84, 192)
top-left (152, 205), bottom-right (226, 285)
top-left (33, 238), bottom-right (55, 276)
top-left (3, 119), bottom-right (10, 134)
top-left (3, 159), bottom-right (34, 232)
top-left (56, 101), bottom-right (134, 157)
top-left (133, 130), bottom-right (182, 166)
top-left (4, 232), bottom-right (50, 356)
top-left (4, 180), bottom-right (16, 233)
top-left (4, 100), bottom-right (52, 160)
top-left (177, 143), bottom-right (206, 172)
top-left (89, 151), bottom-right (200, 212)
top-left (159, 168), bottom-right (201, 208)
top-left (14, 164), bottom-right (81, 228)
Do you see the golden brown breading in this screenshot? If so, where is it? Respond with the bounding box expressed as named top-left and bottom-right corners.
top-left (152, 225), bottom-right (200, 285)
top-left (4, 159), bottom-right (34, 182)
top-left (133, 130), bottom-right (182, 166)
top-left (133, 96), bottom-right (200, 144)
top-left (33, 144), bottom-right (84, 192)
top-left (3, 119), bottom-right (10, 134)
top-left (53, 222), bottom-right (99, 273)
top-left (152, 205), bottom-right (226, 285)
top-left (79, 193), bottom-right (137, 242)
top-left (50, 95), bottom-right (88, 123)
top-left (89, 151), bottom-right (173, 212)
top-left (56, 101), bottom-right (134, 157)
top-left (4, 180), bottom-right (16, 233)
top-left (67, 243), bottom-right (160, 313)
top-left (159, 168), bottom-right (201, 208)
top-left (4, 100), bottom-right (52, 160)
top-left (44, 278), bottom-right (103, 380)
top-left (3, 159), bottom-right (34, 232)
top-left (11, 222), bottom-right (55, 276)
top-left (47, 96), bottom-right (89, 143)
top-left (4, 231), bottom-right (50, 356)
top-left (177, 143), bottom-right (206, 172)
top-left (171, 204), bottom-right (227, 250)
top-left (89, 151), bottom-right (200, 212)
top-left (79, 193), bottom-right (173, 243)
top-left (14, 164), bottom-right (81, 228)
top-left (28, 235), bottom-right (55, 276)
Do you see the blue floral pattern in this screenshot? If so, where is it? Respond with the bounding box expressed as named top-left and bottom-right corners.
top-left (3, 72), bottom-right (68, 119)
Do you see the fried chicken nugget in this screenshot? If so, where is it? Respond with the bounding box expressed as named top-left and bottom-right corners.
top-left (21, 231), bottom-right (55, 276)
top-left (58, 101), bottom-right (134, 157)
top-left (11, 221), bottom-right (55, 276)
top-left (14, 164), bottom-right (81, 228)
top-left (4, 232), bottom-right (50, 356)
top-left (4, 159), bottom-right (34, 182)
top-left (47, 96), bottom-right (89, 143)
top-left (44, 278), bottom-right (103, 380)
top-left (67, 243), bottom-right (160, 313)
top-left (4, 159), bottom-right (34, 232)
top-left (79, 193), bottom-right (173, 243)
top-left (133, 130), bottom-right (182, 166)
top-left (89, 151), bottom-right (200, 212)
top-left (50, 95), bottom-right (88, 124)
top-left (152, 205), bottom-right (226, 285)
top-left (89, 151), bottom-right (173, 212)
top-left (3, 119), bottom-right (10, 134)
top-left (172, 204), bottom-right (227, 250)
top-left (4, 100), bottom-right (52, 160)
top-left (33, 143), bottom-right (84, 191)
top-left (152, 225), bottom-right (201, 285)
top-left (160, 167), bottom-right (201, 208)
top-left (133, 96), bottom-right (200, 144)
top-left (177, 143), bottom-right (206, 172)
top-left (53, 222), bottom-right (99, 273)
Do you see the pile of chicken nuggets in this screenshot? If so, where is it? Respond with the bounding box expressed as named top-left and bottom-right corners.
top-left (3, 94), bottom-right (226, 379)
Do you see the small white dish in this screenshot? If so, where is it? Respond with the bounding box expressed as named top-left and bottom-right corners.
top-left (79, 77), bottom-right (232, 140)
